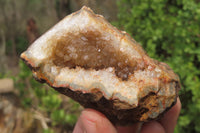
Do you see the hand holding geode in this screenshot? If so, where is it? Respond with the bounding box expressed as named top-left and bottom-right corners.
top-left (20, 6), bottom-right (180, 125)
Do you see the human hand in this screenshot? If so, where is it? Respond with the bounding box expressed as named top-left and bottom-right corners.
top-left (73, 97), bottom-right (181, 133)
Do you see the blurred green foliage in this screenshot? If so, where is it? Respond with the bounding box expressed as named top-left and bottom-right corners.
top-left (116, 0), bottom-right (200, 132)
top-left (15, 60), bottom-right (79, 132)
top-left (4, 31), bottom-right (28, 56)
top-left (16, 36), bottom-right (28, 55)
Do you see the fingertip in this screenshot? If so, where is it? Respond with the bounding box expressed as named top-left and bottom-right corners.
top-left (159, 97), bottom-right (181, 133)
top-left (174, 97), bottom-right (181, 115)
top-left (73, 109), bottom-right (117, 133)
top-left (141, 121), bottom-right (165, 133)
top-left (81, 108), bottom-right (105, 123)
top-left (116, 123), bottom-right (143, 133)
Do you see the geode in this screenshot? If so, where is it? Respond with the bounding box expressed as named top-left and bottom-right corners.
top-left (20, 6), bottom-right (180, 125)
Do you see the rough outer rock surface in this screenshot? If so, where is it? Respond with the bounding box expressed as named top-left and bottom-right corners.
top-left (20, 6), bottom-right (181, 125)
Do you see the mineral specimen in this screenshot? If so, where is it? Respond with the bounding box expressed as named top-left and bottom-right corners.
top-left (20, 6), bottom-right (180, 125)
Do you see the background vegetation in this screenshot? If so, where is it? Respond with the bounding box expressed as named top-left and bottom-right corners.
top-left (116, 0), bottom-right (200, 132)
top-left (0, 1), bottom-right (117, 133)
top-left (0, 0), bottom-right (199, 133)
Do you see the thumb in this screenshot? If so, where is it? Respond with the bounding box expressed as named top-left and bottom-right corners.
top-left (73, 109), bottom-right (117, 133)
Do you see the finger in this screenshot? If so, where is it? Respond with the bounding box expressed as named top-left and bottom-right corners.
top-left (116, 123), bottom-right (143, 133)
top-left (73, 108), bottom-right (117, 133)
top-left (141, 121), bottom-right (165, 133)
top-left (159, 97), bottom-right (181, 133)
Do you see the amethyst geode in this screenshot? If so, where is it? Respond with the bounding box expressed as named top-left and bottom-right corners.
top-left (21, 6), bottom-right (180, 125)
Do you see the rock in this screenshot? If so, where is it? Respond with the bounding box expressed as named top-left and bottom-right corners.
top-left (20, 6), bottom-right (180, 125)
